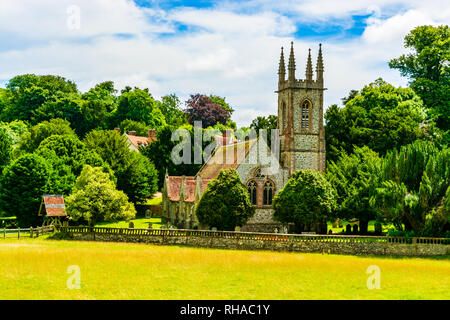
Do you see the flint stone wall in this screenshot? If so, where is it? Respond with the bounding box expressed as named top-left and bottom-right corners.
top-left (65, 229), bottom-right (449, 257)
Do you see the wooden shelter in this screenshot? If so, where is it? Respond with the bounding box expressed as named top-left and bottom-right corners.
top-left (38, 195), bottom-right (67, 227)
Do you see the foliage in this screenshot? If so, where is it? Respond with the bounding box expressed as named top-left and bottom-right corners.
top-left (0, 120), bottom-right (28, 146)
top-left (114, 87), bottom-right (166, 128)
top-left (119, 119), bottom-right (150, 136)
top-left (370, 140), bottom-right (449, 235)
top-left (326, 146), bottom-right (382, 234)
top-left (1, 74), bottom-right (78, 123)
top-left (84, 129), bottom-right (158, 203)
top-left (196, 169), bottom-right (255, 231)
top-left (184, 94), bottom-right (230, 128)
top-left (0, 127), bottom-right (12, 172)
top-left (66, 165), bottom-right (136, 226)
top-left (250, 115), bottom-right (278, 148)
top-left (17, 118), bottom-right (76, 154)
top-left (208, 95), bottom-right (234, 114)
top-left (273, 169), bottom-right (337, 233)
top-left (325, 79), bottom-right (427, 162)
top-left (157, 94), bottom-right (187, 127)
top-left (35, 134), bottom-right (109, 194)
top-left (0, 154), bottom-right (52, 226)
top-left (389, 25), bottom-right (450, 132)
top-left (141, 124), bottom-right (214, 189)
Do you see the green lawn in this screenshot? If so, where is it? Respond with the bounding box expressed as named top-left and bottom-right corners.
top-left (95, 217), bottom-right (166, 229)
top-left (0, 237), bottom-right (448, 299)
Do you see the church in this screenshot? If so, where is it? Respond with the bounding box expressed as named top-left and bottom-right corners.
top-left (162, 42), bottom-right (326, 233)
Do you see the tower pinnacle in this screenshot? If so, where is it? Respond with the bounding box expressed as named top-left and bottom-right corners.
top-left (306, 48), bottom-right (313, 81)
top-left (316, 43), bottom-right (324, 84)
top-left (278, 47), bottom-right (286, 83)
top-left (288, 41), bottom-right (296, 82)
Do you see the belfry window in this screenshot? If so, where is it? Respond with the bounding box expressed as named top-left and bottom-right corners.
top-left (302, 100), bottom-right (310, 129)
top-left (247, 181), bottom-right (257, 205)
top-left (263, 181), bottom-right (274, 205)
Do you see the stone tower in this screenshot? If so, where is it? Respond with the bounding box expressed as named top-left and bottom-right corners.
top-left (276, 42), bottom-right (326, 177)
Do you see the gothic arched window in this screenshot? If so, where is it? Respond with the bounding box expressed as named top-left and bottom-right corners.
top-left (263, 181), bottom-right (274, 205)
top-left (301, 100), bottom-right (310, 129)
top-left (247, 180), bottom-right (257, 205)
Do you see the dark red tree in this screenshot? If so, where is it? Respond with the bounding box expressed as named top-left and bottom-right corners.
top-left (184, 94), bottom-right (230, 128)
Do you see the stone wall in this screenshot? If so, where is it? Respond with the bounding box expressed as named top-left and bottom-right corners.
top-left (62, 228), bottom-right (449, 257)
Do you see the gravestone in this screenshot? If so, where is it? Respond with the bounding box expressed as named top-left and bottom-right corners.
top-left (234, 226), bottom-right (241, 232)
top-left (328, 229), bottom-right (333, 235)
top-left (345, 224), bottom-right (352, 234)
top-left (148, 222), bottom-right (153, 229)
top-left (129, 221), bottom-right (134, 228)
top-left (374, 222), bottom-right (382, 235)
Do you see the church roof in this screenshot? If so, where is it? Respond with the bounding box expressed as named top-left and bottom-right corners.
top-left (197, 138), bottom-right (258, 180)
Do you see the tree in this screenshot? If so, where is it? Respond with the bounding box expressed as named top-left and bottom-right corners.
top-left (2, 74), bottom-right (78, 123)
top-left (84, 129), bottom-right (158, 203)
top-left (0, 120), bottom-right (28, 146)
top-left (114, 87), bottom-right (166, 128)
top-left (370, 140), bottom-right (449, 235)
top-left (184, 94), bottom-right (230, 128)
top-left (141, 125), bottom-right (213, 189)
top-left (32, 93), bottom-right (84, 134)
top-left (80, 81), bottom-right (117, 136)
top-left (17, 118), bottom-right (76, 154)
top-left (118, 152), bottom-right (158, 204)
top-left (196, 169), bottom-right (255, 231)
top-left (326, 146), bottom-right (382, 234)
top-left (66, 165), bottom-right (136, 226)
top-left (389, 25), bottom-right (450, 132)
top-left (35, 134), bottom-right (109, 194)
top-left (119, 119), bottom-right (150, 136)
top-left (0, 154), bottom-right (52, 226)
top-left (209, 95), bottom-right (234, 114)
top-left (273, 169), bottom-right (337, 233)
top-left (325, 79), bottom-right (427, 163)
top-left (0, 127), bottom-right (12, 172)
top-left (157, 94), bottom-right (187, 127)
top-left (250, 115), bottom-right (278, 132)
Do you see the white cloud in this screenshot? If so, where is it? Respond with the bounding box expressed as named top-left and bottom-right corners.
top-left (0, 0), bottom-right (449, 127)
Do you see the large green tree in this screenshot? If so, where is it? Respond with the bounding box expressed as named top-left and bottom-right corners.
top-left (113, 87), bottom-right (166, 128)
top-left (196, 169), bottom-right (255, 231)
top-left (0, 127), bottom-right (12, 172)
top-left (370, 140), bottom-right (449, 235)
top-left (17, 118), bottom-right (76, 154)
top-left (157, 94), bottom-right (187, 127)
top-left (389, 25), bottom-right (450, 132)
top-left (326, 146), bottom-right (382, 234)
top-left (273, 169), bottom-right (337, 233)
top-left (0, 154), bottom-right (52, 226)
top-left (66, 165), bottom-right (136, 226)
top-left (84, 129), bottom-right (158, 203)
top-left (325, 79), bottom-right (426, 162)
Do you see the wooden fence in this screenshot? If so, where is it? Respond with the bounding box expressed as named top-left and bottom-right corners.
top-left (57, 226), bottom-right (450, 245)
top-left (2, 225), bottom-right (54, 239)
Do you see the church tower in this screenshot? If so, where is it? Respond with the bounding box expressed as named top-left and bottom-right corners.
top-left (276, 42), bottom-right (326, 177)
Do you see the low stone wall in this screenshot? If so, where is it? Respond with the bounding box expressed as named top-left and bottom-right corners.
top-left (60, 227), bottom-right (450, 257)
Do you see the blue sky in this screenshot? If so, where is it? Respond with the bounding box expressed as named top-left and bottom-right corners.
top-left (0, 0), bottom-right (448, 126)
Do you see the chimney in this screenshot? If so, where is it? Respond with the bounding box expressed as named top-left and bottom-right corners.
top-left (148, 129), bottom-right (156, 141)
top-left (128, 131), bottom-right (136, 136)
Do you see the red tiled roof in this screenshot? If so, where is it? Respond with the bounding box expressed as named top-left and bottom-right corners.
top-left (42, 195), bottom-right (66, 217)
top-left (167, 176), bottom-right (196, 202)
top-left (126, 134), bottom-right (156, 149)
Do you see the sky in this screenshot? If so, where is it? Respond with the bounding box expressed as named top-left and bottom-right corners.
top-left (0, 0), bottom-right (449, 127)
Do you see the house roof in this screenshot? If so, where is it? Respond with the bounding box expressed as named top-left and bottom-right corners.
top-left (40, 195), bottom-right (66, 217)
top-left (125, 134), bottom-right (156, 149)
top-left (166, 176), bottom-right (212, 203)
top-left (197, 138), bottom-right (258, 180)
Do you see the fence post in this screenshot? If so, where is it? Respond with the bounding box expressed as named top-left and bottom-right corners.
top-left (18, 227), bottom-right (20, 239)
top-left (30, 227), bottom-right (33, 238)
top-left (3, 227), bottom-right (5, 238)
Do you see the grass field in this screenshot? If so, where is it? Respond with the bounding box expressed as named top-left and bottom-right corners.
top-left (0, 237), bottom-right (449, 300)
top-left (95, 217), bottom-right (166, 229)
